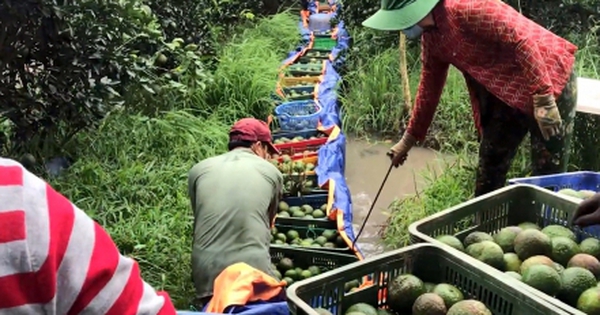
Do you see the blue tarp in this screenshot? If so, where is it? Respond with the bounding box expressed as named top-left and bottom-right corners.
top-left (286, 0), bottom-right (359, 257)
top-left (306, 0), bottom-right (318, 14)
top-left (314, 29), bottom-right (358, 255)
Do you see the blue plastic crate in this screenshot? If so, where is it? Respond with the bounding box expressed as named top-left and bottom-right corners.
top-left (274, 100), bottom-right (322, 131)
top-left (508, 171), bottom-right (600, 237)
top-left (508, 171), bottom-right (600, 191)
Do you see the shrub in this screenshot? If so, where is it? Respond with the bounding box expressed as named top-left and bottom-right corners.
top-left (0, 0), bottom-right (164, 155)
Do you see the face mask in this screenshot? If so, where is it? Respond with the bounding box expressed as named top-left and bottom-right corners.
top-left (402, 24), bottom-right (424, 39)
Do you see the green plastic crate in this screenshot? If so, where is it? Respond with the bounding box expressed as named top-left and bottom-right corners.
top-left (287, 243), bottom-right (571, 315)
top-left (408, 184), bottom-right (590, 315)
top-left (270, 246), bottom-right (358, 281)
top-left (313, 37), bottom-right (337, 51)
top-left (271, 219), bottom-right (352, 254)
top-left (288, 63), bottom-right (323, 76)
top-left (276, 195), bottom-right (330, 224)
top-left (300, 50), bottom-right (331, 62)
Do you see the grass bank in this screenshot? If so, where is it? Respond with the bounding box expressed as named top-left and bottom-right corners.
top-left (49, 13), bottom-right (300, 308)
top-left (372, 31), bottom-right (600, 249)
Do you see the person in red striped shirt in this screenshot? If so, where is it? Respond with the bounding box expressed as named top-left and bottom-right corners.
top-left (363, 0), bottom-right (578, 197)
top-left (0, 157), bottom-right (177, 315)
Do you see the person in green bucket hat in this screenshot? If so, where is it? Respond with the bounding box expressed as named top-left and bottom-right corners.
top-left (364, 0), bottom-right (579, 197)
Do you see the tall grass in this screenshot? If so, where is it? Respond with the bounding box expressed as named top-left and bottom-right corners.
top-left (340, 48), bottom-right (408, 136)
top-left (199, 12), bottom-right (301, 120)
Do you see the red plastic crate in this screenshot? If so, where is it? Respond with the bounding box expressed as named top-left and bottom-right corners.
top-left (274, 137), bottom-right (327, 156)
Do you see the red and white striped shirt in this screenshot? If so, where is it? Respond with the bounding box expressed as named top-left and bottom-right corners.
top-left (0, 158), bottom-right (177, 315)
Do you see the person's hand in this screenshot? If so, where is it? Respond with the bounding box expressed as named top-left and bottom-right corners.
top-left (533, 94), bottom-right (562, 140)
top-left (388, 133), bottom-right (417, 167)
top-left (573, 193), bottom-right (600, 227)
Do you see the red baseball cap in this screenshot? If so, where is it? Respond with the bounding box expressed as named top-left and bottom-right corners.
top-left (229, 118), bottom-right (280, 155)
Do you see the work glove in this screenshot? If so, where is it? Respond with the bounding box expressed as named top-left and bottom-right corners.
top-left (572, 193), bottom-right (600, 228)
top-left (533, 94), bottom-right (562, 141)
top-left (388, 133), bottom-right (417, 167)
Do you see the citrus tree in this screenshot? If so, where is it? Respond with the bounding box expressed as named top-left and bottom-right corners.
top-left (0, 0), bottom-right (166, 154)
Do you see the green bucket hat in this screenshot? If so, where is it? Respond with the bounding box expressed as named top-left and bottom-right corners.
top-left (362, 0), bottom-right (441, 31)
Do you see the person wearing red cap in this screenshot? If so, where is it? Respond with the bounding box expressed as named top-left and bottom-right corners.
top-left (0, 157), bottom-right (177, 314)
top-left (187, 118), bottom-right (283, 308)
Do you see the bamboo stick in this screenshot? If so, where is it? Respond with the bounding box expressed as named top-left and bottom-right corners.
top-left (399, 32), bottom-right (411, 112)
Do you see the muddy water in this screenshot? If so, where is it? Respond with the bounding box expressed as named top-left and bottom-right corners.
top-left (345, 138), bottom-right (451, 257)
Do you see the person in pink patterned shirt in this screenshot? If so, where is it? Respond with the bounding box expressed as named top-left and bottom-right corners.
top-left (363, 0), bottom-right (578, 196)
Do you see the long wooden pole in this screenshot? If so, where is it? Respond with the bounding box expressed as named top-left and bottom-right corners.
top-left (395, 32), bottom-right (412, 133)
top-left (399, 32), bottom-right (411, 112)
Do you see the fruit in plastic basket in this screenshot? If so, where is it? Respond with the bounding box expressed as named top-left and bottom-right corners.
top-left (282, 276), bottom-right (294, 286)
top-left (514, 229), bottom-right (552, 260)
top-left (273, 135), bottom-right (319, 145)
top-left (503, 253), bottom-right (522, 272)
top-left (446, 300), bottom-right (492, 315)
top-left (269, 228), bottom-right (345, 249)
top-left (551, 236), bottom-right (581, 266)
top-left (558, 188), bottom-right (581, 198)
top-left (554, 262), bottom-right (566, 275)
top-left (278, 263), bottom-right (322, 284)
top-left (412, 293), bottom-right (447, 315)
top-left (521, 264), bottom-right (562, 296)
top-left (345, 303), bottom-right (378, 315)
top-left (278, 201), bottom-right (290, 212)
top-left (465, 241), bottom-right (505, 270)
top-left (520, 255), bottom-right (554, 274)
top-left (278, 258), bottom-right (294, 271)
top-left (312, 209), bottom-right (326, 219)
top-left (568, 253), bottom-right (600, 279)
top-left (277, 202), bottom-right (327, 219)
top-left (558, 267), bottom-right (597, 306)
top-left (273, 157), bottom-right (316, 174)
top-left (580, 238), bottom-right (600, 259)
top-left (577, 287), bottom-right (600, 314)
top-left (557, 188), bottom-right (598, 199)
top-left (542, 224), bottom-right (577, 242)
top-left (387, 274), bottom-right (426, 312)
top-left (463, 231), bottom-right (494, 247)
top-left (432, 283), bottom-right (464, 308)
top-left (494, 226), bottom-right (522, 252)
top-left (424, 282), bottom-right (436, 293)
top-left (344, 280), bottom-right (360, 292)
top-left (518, 221), bottom-right (541, 230)
top-left (272, 269), bottom-right (282, 280)
top-left (505, 271), bottom-right (522, 281)
top-left (435, 235), bottom-right (464, 252)
top-left (580, 189), bottom-right (597, 199)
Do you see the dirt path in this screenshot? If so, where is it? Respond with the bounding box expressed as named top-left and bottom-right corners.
top-left (345, 138), bottom-right (451, 257)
